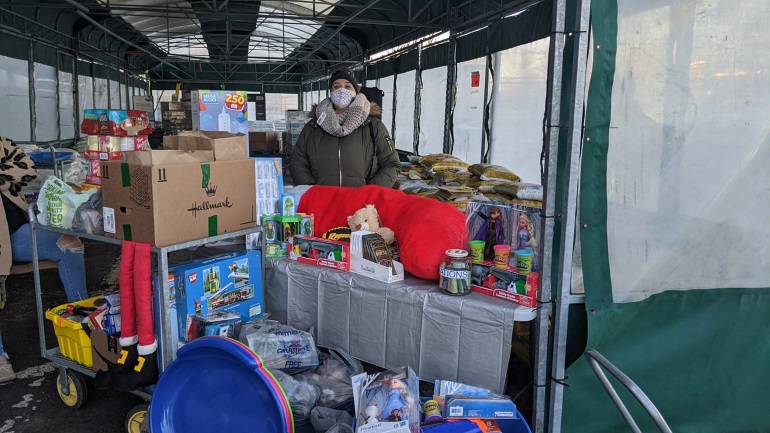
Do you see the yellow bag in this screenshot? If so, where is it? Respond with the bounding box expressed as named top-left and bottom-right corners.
top-left (468, 163), bottom-right (522, 183)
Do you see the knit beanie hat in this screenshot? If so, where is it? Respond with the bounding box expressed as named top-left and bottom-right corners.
top-left (329, 70), bottom-right (359, 92)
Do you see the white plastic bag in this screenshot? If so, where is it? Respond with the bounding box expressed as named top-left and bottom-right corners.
top-left (36, 176), bottom-right (97, 228)
top-left (244, 321), bottom-right (319, 369)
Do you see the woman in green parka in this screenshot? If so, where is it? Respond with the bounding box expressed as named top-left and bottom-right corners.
top-left (289, 68), bottom-right (400, 188)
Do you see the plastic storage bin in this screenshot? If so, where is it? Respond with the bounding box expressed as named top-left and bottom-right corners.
top-left (44, 296), bottom-right (102, 367)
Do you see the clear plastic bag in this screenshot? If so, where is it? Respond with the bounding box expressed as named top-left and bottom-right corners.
top-left (296, 373), bottom-right (353, 408)
top-left (309, 406), bottom-right (354, 433)
top-left (271, 369), bottom-right (320, 418)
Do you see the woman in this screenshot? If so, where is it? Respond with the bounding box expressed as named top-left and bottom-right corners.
top-left (289, 68), bottom-right (400, 187)
top-left (0, 136), bottom-right (88, 382)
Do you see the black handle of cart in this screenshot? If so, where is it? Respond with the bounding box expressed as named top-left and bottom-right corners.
top-left (26, 202), bottom-right (264, 417)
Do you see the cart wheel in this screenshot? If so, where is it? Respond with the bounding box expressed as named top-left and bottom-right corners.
top-left (56, 369), bottom-right (87, 409)
top-left (126, 404), bottom-right (150, 433)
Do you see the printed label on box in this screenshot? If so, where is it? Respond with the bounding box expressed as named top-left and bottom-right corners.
top-left (103, 207), bottom-right (116, 233)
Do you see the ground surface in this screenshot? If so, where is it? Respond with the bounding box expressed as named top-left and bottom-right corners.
top-left (0, 240), bottom-right (143, 433)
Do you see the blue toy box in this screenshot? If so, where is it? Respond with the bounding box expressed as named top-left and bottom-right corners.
top-left (172, 250), bottom-right (263, 343)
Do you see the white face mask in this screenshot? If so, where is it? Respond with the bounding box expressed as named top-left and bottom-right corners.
top-left (330, 88), bottom-right (356, 108)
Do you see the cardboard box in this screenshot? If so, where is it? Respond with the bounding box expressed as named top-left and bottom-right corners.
top-left (440, 395), bottom-right (517, 419)
top-left (253, 157), bottom-right (284, 221)
top-left (100, 156), bottom-right (257, 246)
top-left (285, 110), bottom-right (309, 131)
top-left (163, 130), bottom-right (247, 161)
top-left (248, 131), bottom-right (280, 153)
top-left (80, 109), bottom-right (152, 136)
top-left (172, 250), bottom-right (264, 342)
top-left (191, 90), bottom-right (249, 143)
top-left (349, 231), bottom-right (404, 283)
top-left (288, 235), bottom-right (350, 271)
top-left (84, 149), bottom-right (122, 161)
top-left (161, 101), bottom-right (192, 112)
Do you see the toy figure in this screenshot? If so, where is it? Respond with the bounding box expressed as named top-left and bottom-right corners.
top-left (194, 300), bottom-right (202, 315)
top-left (473, 206), bottom-right (505, 260)
top-left (266, 221), bottom-right (275, 241)
top-left (385, 409), bottom-right (402, 422)
top-left (379, 378), bottom-right (410, 422)
top-left (515, 213), bottom-right (538, 270)
top-left (364, 404), bottom-right (380, 424)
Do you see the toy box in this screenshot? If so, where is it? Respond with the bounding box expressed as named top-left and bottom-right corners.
top-left (352, 366), bottom-right (419, 433)
top-left (253, 157), bottom-right (284, 222)
top-left (288, 235), bottom-right (350, 271)
top-left (191, 90), bottom-right (250, 145)
top-left (172, 251), bottom-right (263, 343)
top-left (465, 201), bottom-right (541, 308)
top-left (349, 231), bottom-right (404, 283)
top-left (260, 213), bottom-right (314, 257)
top-left (441, 395), bottom-right (517, 419)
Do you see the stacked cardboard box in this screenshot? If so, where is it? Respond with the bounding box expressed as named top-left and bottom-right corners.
top-left (160, 101), bottom-right (193, 134)
top-left (248, 131), bottom-right (280, 153)
top-left (283, 110), bottom-right (310, 152)
top-left (100, 131), bottom-right (256, 246)
top-left (81, 109), bottom-right (151, 185)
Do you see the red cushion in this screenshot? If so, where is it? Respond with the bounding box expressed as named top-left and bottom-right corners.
top-left (297, 185), bottom-right (466, 280)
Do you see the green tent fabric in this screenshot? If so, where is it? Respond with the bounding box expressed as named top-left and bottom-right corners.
top-left (561, 0), bottom-right (770, 432)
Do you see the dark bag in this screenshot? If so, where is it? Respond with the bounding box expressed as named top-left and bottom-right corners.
top-left (360, 86), bottom-right (384, 108)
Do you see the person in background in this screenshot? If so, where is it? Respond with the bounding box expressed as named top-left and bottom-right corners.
top-left (289, 68), bottom-right (400, 187)
top-left (0, 136), bottom-right (88, 383)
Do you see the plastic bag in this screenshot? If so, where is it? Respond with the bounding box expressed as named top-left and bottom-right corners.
top-left (71, 190), bottom-right (104, 234)
top-left (296, 373), bottom-right (353, 408)
top-left (36, 176), bottom-right (97, 228)
top-left (468, 163), bottom-right (522, 183)
top-left (271, 369), bottom-right (320, 418)
top-left (309, 407), bottom-right (354, 433)
top-left (244, 321), bottom-right (319, 369)
top-left (326, 424), bottom-right (354, 433)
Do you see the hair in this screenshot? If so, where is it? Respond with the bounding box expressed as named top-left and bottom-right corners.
top-left (489, 206), bottom-right (504, 223)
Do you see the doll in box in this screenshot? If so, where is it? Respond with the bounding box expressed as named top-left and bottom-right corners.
top-left (473, 206), bottom-right (506, 261)
top-left (515, 211), bottom-right (539, 271)
top-left (378, 378), bottom-right (411, 422)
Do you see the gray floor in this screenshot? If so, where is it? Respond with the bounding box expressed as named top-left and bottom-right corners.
top-left (0, 240), bottom-right (143, 433)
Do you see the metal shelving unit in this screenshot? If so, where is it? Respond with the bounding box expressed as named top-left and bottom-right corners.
top-left (27, 203), bottom-right (263, 426)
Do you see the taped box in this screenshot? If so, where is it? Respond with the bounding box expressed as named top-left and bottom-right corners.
top-left (101, 149), bottom-right (257, 246)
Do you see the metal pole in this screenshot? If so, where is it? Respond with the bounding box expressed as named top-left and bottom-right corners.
top-left (442, 28), bottom-right (457, 155)
top-left (391, 72), bottom-right (398, 142)
top-left (480, 52), bottom-right (491, 162)
top-left (73, 46), bottom-right (80, 141)
top-left (547, 0), bottom-right (591, 429)
top-left (413, 45), bottom-right (422, 155)
top-left (533, 0), bottom-right (567, 429)
top-left (28, 43), bottom-right (36, 142)
top-left (55, 51), bottom-right (62, 141)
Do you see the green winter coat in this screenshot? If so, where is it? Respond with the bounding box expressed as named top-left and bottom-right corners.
top-left (289, 103), bottom-right (400, 187)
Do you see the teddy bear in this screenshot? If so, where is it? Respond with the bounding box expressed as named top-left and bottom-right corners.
top-left (347, 204), bottom-right (396, 245)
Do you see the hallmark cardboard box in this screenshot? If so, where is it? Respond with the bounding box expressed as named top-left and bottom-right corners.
top-left (100, 146), bottom-right (257, 246)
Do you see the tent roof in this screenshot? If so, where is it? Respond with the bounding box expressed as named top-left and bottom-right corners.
top-left (0, 0), bottom-right (539, 85)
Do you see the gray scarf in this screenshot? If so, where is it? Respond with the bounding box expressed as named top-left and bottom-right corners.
top-left (315, 94), bottom-right (371, 137)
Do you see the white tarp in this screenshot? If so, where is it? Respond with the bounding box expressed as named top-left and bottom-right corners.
top-left (607, 0), bottom-right (770, 302)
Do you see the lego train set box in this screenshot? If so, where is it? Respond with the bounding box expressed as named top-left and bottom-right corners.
top-left (172, 250), bottom-right (264, 344)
